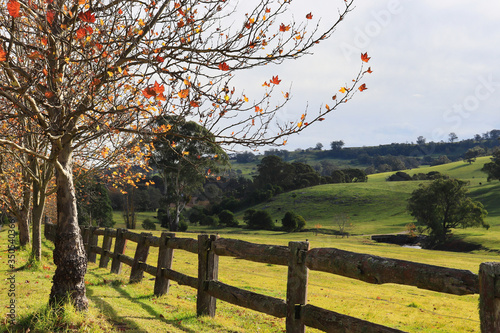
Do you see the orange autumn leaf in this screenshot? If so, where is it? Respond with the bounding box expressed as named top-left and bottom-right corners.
top-left (365, 67), bottom-right (373, 74)
top-left (46, 10), bottom-right (55, 25)
top-left (190, 100), bottom-right (200, 107)
top-left (265, 7), bottom-right (271, 13)
top-left (319, 117), bottom-right (325, 121)
top-left (76, 27), bottom-right (87, 39)
top-left (118, 8), bottom-right (123, 15)
top-left (361, 52), bottom-right (370, 63)
top-left (143, 81), bottom-right (165, 99)
top-left (0, 46), bottom-right (7, 62)
top-left (332, 95), bottom-right (337, 100)
top-left (218, 62), bottom-right (229, 71)
top-left (178, 89), bottom-right (189, 98)
top-left (7, 0), bottom-right (20, 18)
top-left (279, 23), bottom-right (290, 32)
top-left (358, 83), bottom-right (367, 92)
top-left (78, 10), bottom-right (96, 23)
top-left (306, 12), bottom-right (313, 19)
top-left (262, 81), bottom-right (270, 87)
top-left (270, 75), bottom-right (281, 85)
top-left (45, 91), bottom-right (54, 98)
top-left (325, 104), bottom-right (330, 111)
top-left (339, 87), bottom-right (347, 93)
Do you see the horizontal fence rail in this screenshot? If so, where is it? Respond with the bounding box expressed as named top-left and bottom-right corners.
top-left (44, 223), bottom-right (500, 333)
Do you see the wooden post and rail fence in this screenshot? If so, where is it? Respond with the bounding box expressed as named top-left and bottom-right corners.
top-left (44, 222), bottom-right (500, 333)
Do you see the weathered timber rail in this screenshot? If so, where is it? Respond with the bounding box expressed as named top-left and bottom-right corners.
top-left (44, 223), bottom-right (500, 333)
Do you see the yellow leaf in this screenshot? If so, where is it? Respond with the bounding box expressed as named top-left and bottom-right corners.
top-left (244, 95), bottom-right (249, 102)
top-left (224, 95), bottom-right (229, 101)
top-left (339, 87), bottom-right (347, 93)
top-left (297, 122), bottom-right (302, 128)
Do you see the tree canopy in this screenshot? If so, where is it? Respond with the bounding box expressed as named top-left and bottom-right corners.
top-left (482, 149), bottom-right (500, 181)
top-left (407, 178), bottom-right (488, 243)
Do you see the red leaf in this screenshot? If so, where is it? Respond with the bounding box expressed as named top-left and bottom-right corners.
top-left (78, 10), bottom-right (96, 23)
top-left (7, 0), bottom-right (20, 18)
top-left (361, 52), bottom-right (370, 63)
top-left (306, 12), bottom-right (313, 20)
top-left (270, 75), bottom-right (281, 85)
top-left (190, 100), bottom-right (200, 107)
top-left (76, 27), bottom-right (87, 39)
top-left (319, 117), bottom-right (325, 121)
top-left (0, 46), bottom-right (7, 62)
top-left (218, 62), bottom-right (229, 71)
top-left (365, 67), bottom-right (373, 74)
top-left (358, 83), bottom-right (367, 92)
top-left (46, 10), bottom-right (55, 25)
top-left (279, 23), bottom-right (290, 32)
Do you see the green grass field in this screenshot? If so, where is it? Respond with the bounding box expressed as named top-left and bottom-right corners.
top-left (1, 157), bottom-right (499, 332)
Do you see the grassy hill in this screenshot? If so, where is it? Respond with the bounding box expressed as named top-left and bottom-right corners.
top-left (232, 156), bottom-right (500, 250)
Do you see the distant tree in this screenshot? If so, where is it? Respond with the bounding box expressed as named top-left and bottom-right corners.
top-left (254, 155), bottom-right (294, 191)
top-left (142, 219), bottom-right (157, 231)
top-left (482, 149), bottom-right (500, 181)
top-left (416, 136), bottom-right (426, 145)
top-left (463, 147), bottom-right (485, 164)
top-left (407, 179), bottom-right (488, 243)
top-left (149, 116), bottom-right (228, 231)
top-left (243, 209), bottom-right (274, 230)
top-left (235, 152), bottom-right (257, 164)
top-left (281, 211), bottom-right (306, 232)
top-left (431, 155), bottom-right (452, 166)
top-left (334, 213), bottom-right (353, 238)
top-left (387, 172), bottom-right (412, 182)
top-left (449, 132), bottom-right (458, 143)
top-left (291, 162), bottom-right (321, 188)
top-left (330, 140), bottom-right (345, 151)
top-left (315, 143), bottom-right (324, 150)
top-left (343, 168), bottom-right (368, 182)
top-left (218, 210), bottom-right (239, 227)
top-left (331, 170), bottom-right (346, 183)
top-left (76, 181), bottom-right (114, 228)
top-left (474, 134), bottom-right (482, 142)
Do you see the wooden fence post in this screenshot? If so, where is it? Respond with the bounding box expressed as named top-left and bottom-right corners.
top-left (130, 232), bottom-right (151, 283)
top-left (286, 241), bottom-right (309, 333)
top-left (479, 262), bottom-right (500, 332)
top-left (87, 227), bottom-right (98, 263)
top-left (111, 228), bottom-right (126, 274)
top-left (99, 228), bottom-right (113, 268)
top-left (81, 226), bottom-right (89, 250)
top-left (197, 234), bottom-right (219, 317)
top-left (154, 232), bottom-right (175, 296)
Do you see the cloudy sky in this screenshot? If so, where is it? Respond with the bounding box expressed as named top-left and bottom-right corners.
top-left (232, 0), bottom-right (500, 151)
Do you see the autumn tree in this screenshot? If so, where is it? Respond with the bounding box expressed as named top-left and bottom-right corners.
top-left (0, 0), bottom-right (370, 310)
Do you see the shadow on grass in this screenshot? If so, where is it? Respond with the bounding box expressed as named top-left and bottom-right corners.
top-left (86, 281), bottom-right (197, 333)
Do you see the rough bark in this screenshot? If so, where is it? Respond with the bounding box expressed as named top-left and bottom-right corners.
top-left (49, 141), bottom-right (88, 311)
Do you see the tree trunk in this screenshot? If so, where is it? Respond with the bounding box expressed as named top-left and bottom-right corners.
top-left (31, 180), bottom-right (47, 262)
top-left (49, 142), bottom-right (88, 311)
top-left (18, 184), bottom-right (31, 247)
